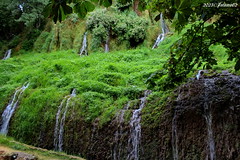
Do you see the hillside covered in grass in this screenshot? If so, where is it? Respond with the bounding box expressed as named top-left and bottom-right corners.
top-left (0, 39), bottom-right (239, 159)
top-left (0, 135), bottom-right (84, 160)
top-left (1, 0), bottom-right (239, 159)
top-left (0, 46), bottom-right (173, 145)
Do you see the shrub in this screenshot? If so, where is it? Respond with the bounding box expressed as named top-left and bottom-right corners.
top-left (86, 9), bottom-right (148, 48)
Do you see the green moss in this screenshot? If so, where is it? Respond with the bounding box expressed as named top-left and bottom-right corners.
top-left (142, 90), bottom-right (172, 127)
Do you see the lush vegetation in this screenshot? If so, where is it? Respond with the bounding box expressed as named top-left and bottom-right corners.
top-left (44, 0), bottom-right (240, 88)
top-left (0, 31), bottom-right (237, 141)
top-left (0, 0), bottom-right (239, 157)
top-left (0, 47), bottom-right (171, 140)
top-left (86, 9), bottom-right (148, 49)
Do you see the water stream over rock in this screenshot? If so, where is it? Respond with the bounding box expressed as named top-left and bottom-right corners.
top-left (54, 89), bottom-right (76, 151)
top-left (172, 109), bottom-right (179, 160)
top-left (105, 32), bottom-right (110, 53)
top-left (113, 101), bottom-right (131, 160)
top-left (152, 13), bottom-right (169, 49)
top-left (2, 49), bottom-right (12, 60)
top-left (0, 82), bottom-right (29, 135)
top-left (127, 90), bottom-right (151, 160)
top-left (203, 79), bottom-right (216, 160)
top-left (79, 32), bottom-right (88, 56)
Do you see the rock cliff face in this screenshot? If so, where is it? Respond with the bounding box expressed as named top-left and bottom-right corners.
top-left (152, 73), bottom-right (240, 160)
top-left (8, 73), bottom-right (240, 160)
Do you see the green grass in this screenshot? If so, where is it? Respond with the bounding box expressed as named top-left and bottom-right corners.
top-left (0, 28), bottom-right (237, 151)
top-left (0, 47), bottom-right (169, 141)
top-left (0, 135), bottom-right (84, 160)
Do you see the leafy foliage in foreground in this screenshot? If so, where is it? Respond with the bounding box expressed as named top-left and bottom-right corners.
top-left (146, 0), bottom-right (240, 89)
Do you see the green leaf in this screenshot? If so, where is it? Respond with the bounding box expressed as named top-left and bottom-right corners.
top-left (74, 3), bottom-right (87, 18)
top-left (61, 3), bottom-right (73, 15)
top-left (59, 5), bottom-right (66, 22)
top-left (83, 1), bottom-right (95, 12)
top-left (179, 0), bottom-right (191, 10)
top-left (91, 0), bottom-right (99, 4)
top-left (175, 0), bottom-right (181, 8)
top-left (102, 0), bottom-right (112, 7)
top-left (43, 3), bottom-right (53, 18)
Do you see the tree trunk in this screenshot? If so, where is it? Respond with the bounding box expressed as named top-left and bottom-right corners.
top-left (133, 0), bottom-right (141, 16)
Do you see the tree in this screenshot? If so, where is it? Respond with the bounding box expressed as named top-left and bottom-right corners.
top-left (0, 1), bottom-right (22, 40)
top-left (144, 0), bottom-right (240, 89)
top-left (44, 0), bottom-right (112, 23)
top-left (17, 0), bottom-right (49, 28)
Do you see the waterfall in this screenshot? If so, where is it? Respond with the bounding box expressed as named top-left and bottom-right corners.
top-left (2, 49), bottom-right (12, 60)
top-left (105, 32), bottom-right (110, 53)
top-left (127, 90), bottom-right (151, 160)
top-left (0, 82), bottom-right (30, 135)
top-left (172, 109), bottom-right (179, 160)
top-left (152, 13), bottom-right (169, 49)
top-left (79, 32), bottom-right (88, 56)
top-left (203, 79), bottom-right (216, 160)
top-left (113, 101), bottom-right (131, 160)
top-left (54, 89), bottom-right (76, 151)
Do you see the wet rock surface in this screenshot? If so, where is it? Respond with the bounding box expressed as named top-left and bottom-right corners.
top-left (8, 73), bottom-right (240, 160)
top-left (165, 73), bottom-right (240, 160)
top-left (56, 74), bottom-right (240, 159)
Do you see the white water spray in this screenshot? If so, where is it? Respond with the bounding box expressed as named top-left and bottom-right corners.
top-left (127, 90), bottom-right (151, 160)
top-left (54, 89), bottom-right (76, 151)
top-left (0, 82), bottom-right (30, 135)
top-left (79, 32), bottom-right (88, 56)
top-left (152, 13), bottom-right (169, 49)
top-left (2, 49), bottom-right (12, 60)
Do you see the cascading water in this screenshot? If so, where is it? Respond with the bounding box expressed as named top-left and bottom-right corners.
top-left (54, 89), bottom-right (76, 151)
top-left (2, 49), bottom-right (12, 60)
top-left (172, 109), bottom-right (179, 160)
top-left (79, 32), bottom-right (88, 56)
top-left (203, 79), bottom-right (216, 160)
top-left (0, 82), bottom-right (30, 135)
top-left (105, 32), bottom-right (110, 53)
top-left (113, 101), bottom-right (131, 160)
top-left (127, 90), bottom-right (151, 160)
top-left (152, 13), bottom-right (169, 49)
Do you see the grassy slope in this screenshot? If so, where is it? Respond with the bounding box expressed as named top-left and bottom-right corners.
top-left (0, 45), bottom-right (171, 143)
top-left (0, 135), bottom-right (84, 160)
top-left (0, 31), bottom-right (237, 152)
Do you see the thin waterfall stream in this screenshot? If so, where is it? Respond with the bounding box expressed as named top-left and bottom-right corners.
top-left (79, 32), bottom-right (88, 56)
top-left (152, 13), bottom-right (169, 49)
top-left (0, 82), bottom-right (30, 135)
top-left (2, 49), bottom-right (12, 60)
top-left (203, 79), bottom-right (216, 160)
top-left (127, 90), bottom-right (151, 160)
top-left (113, 101), bottom-right (131, 160)
top-left (105, 31), bottom-right (110, 53)
top-left (54, 89), bottom-right (76, 151)
top-left (172, 108), bottom-right (179, 160)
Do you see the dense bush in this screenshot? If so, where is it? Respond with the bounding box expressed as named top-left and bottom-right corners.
top-left (86, 9), bottom-right (148, 49)
top-left (22, 29), bottom-right (42, 51)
